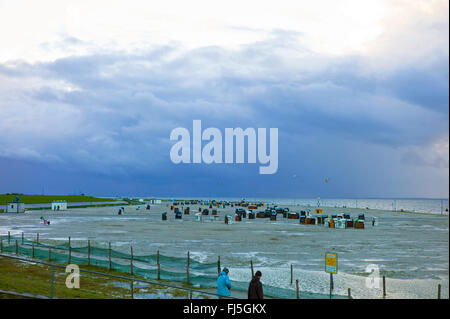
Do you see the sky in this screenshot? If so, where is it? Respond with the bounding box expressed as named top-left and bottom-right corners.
top-left (0, 0), bottom-right (448, 198)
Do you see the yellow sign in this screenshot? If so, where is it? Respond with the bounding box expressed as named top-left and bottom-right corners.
top-left (325, 252), bottom-right (338, 274)
top-left (315, 208), bottom-right (323, 214)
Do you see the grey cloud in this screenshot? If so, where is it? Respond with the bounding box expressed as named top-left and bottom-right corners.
top-left (0, 31), bottom-right (447, 198)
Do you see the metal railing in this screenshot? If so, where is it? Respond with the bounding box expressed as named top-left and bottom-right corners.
top-left (0, 253), bottom-right (236, 299)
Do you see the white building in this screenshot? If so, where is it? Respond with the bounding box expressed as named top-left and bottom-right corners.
top-left (51, 200), bottom-right (67, 211)
top-left (150, 199), bottom-right (162, 204)
top-left (5, 202), bottom-right (25, 213)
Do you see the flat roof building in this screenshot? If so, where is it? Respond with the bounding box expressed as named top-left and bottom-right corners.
top-left (51, 200), bottom-right (67, 211)
top-left (5, 202), bottom-right (25, 213)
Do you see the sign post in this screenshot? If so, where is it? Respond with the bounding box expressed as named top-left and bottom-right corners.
top-left (325, 252), bottom-right (338, 299)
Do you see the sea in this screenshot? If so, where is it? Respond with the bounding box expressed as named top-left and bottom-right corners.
top-left (153, 197), bottom-right (449, 215)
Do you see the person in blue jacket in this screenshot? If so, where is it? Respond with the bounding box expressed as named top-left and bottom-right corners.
top-left (217, 268), bottom-right (232, 298)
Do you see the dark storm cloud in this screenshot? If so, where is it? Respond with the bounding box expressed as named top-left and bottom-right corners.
top-left (0, 31), bottom-right (447, 197)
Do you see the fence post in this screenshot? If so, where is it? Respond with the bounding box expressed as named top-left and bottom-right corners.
top-left (32, 244), bottom-right (34, 258)
top-left (87, 240), bottom-right (90, 266)
top-left (37, 233), bottom-right (39, 244)
top-left (130, 246), bottom-right (134, 275)
top-left (348, 288), bottom-right (351, 299)
top-left (130, 280), bottom-right (134, 299)
top-left (437, 284), bottom-right (441, 299)
top-left (218, 256), bottom-right (221, 275)
top-left (50, 265), bottom-right (54, 299)
top-left (296, 279), bottom-right (299, 299)
top-left (68, 245), bottom-right (71, 264)
top-left (187, 251), bottom-right (190, 285)
top-left (290, 264), bottom-right (293, 285)
top-left (250, 260), bottom-right (254, 278)
top-left (8, 231), bottom-right (10, 244)
top-left (68, 236), bottom-right (71, 249)
top-left (382, 276), bottom-right (386, 298)
top-left (22, 232), bottom-right (24, 245)
top-left (109, 242), bottom-right (112, 270)
top-left (157, 250), bottom-right (160, 280)
top-left (15, 240), bottom-right (18, 255)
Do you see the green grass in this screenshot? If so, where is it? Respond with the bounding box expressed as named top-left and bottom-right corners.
top-left (0, 194), bottom-right (117, 205)
top-left (0, 256), bottom-right (129, 298)
top-left (0, 256), bottom-right (208, 299)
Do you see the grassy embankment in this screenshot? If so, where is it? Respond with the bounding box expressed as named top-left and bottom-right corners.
top-left (0, 194), bottom-right (116, 205)
top-left (0, 194), bottom-right (122, 212)
top-left (0, 256), bottom-right (204, 299)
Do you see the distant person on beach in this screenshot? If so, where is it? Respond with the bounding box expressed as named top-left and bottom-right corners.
top-left (217, 268), bottom-right (232, 298)
top-left (248, 271), bottom-right (263, 299)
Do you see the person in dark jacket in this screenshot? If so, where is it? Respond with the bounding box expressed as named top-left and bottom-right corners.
top-left (248, 270), bottom-right (263, 299)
